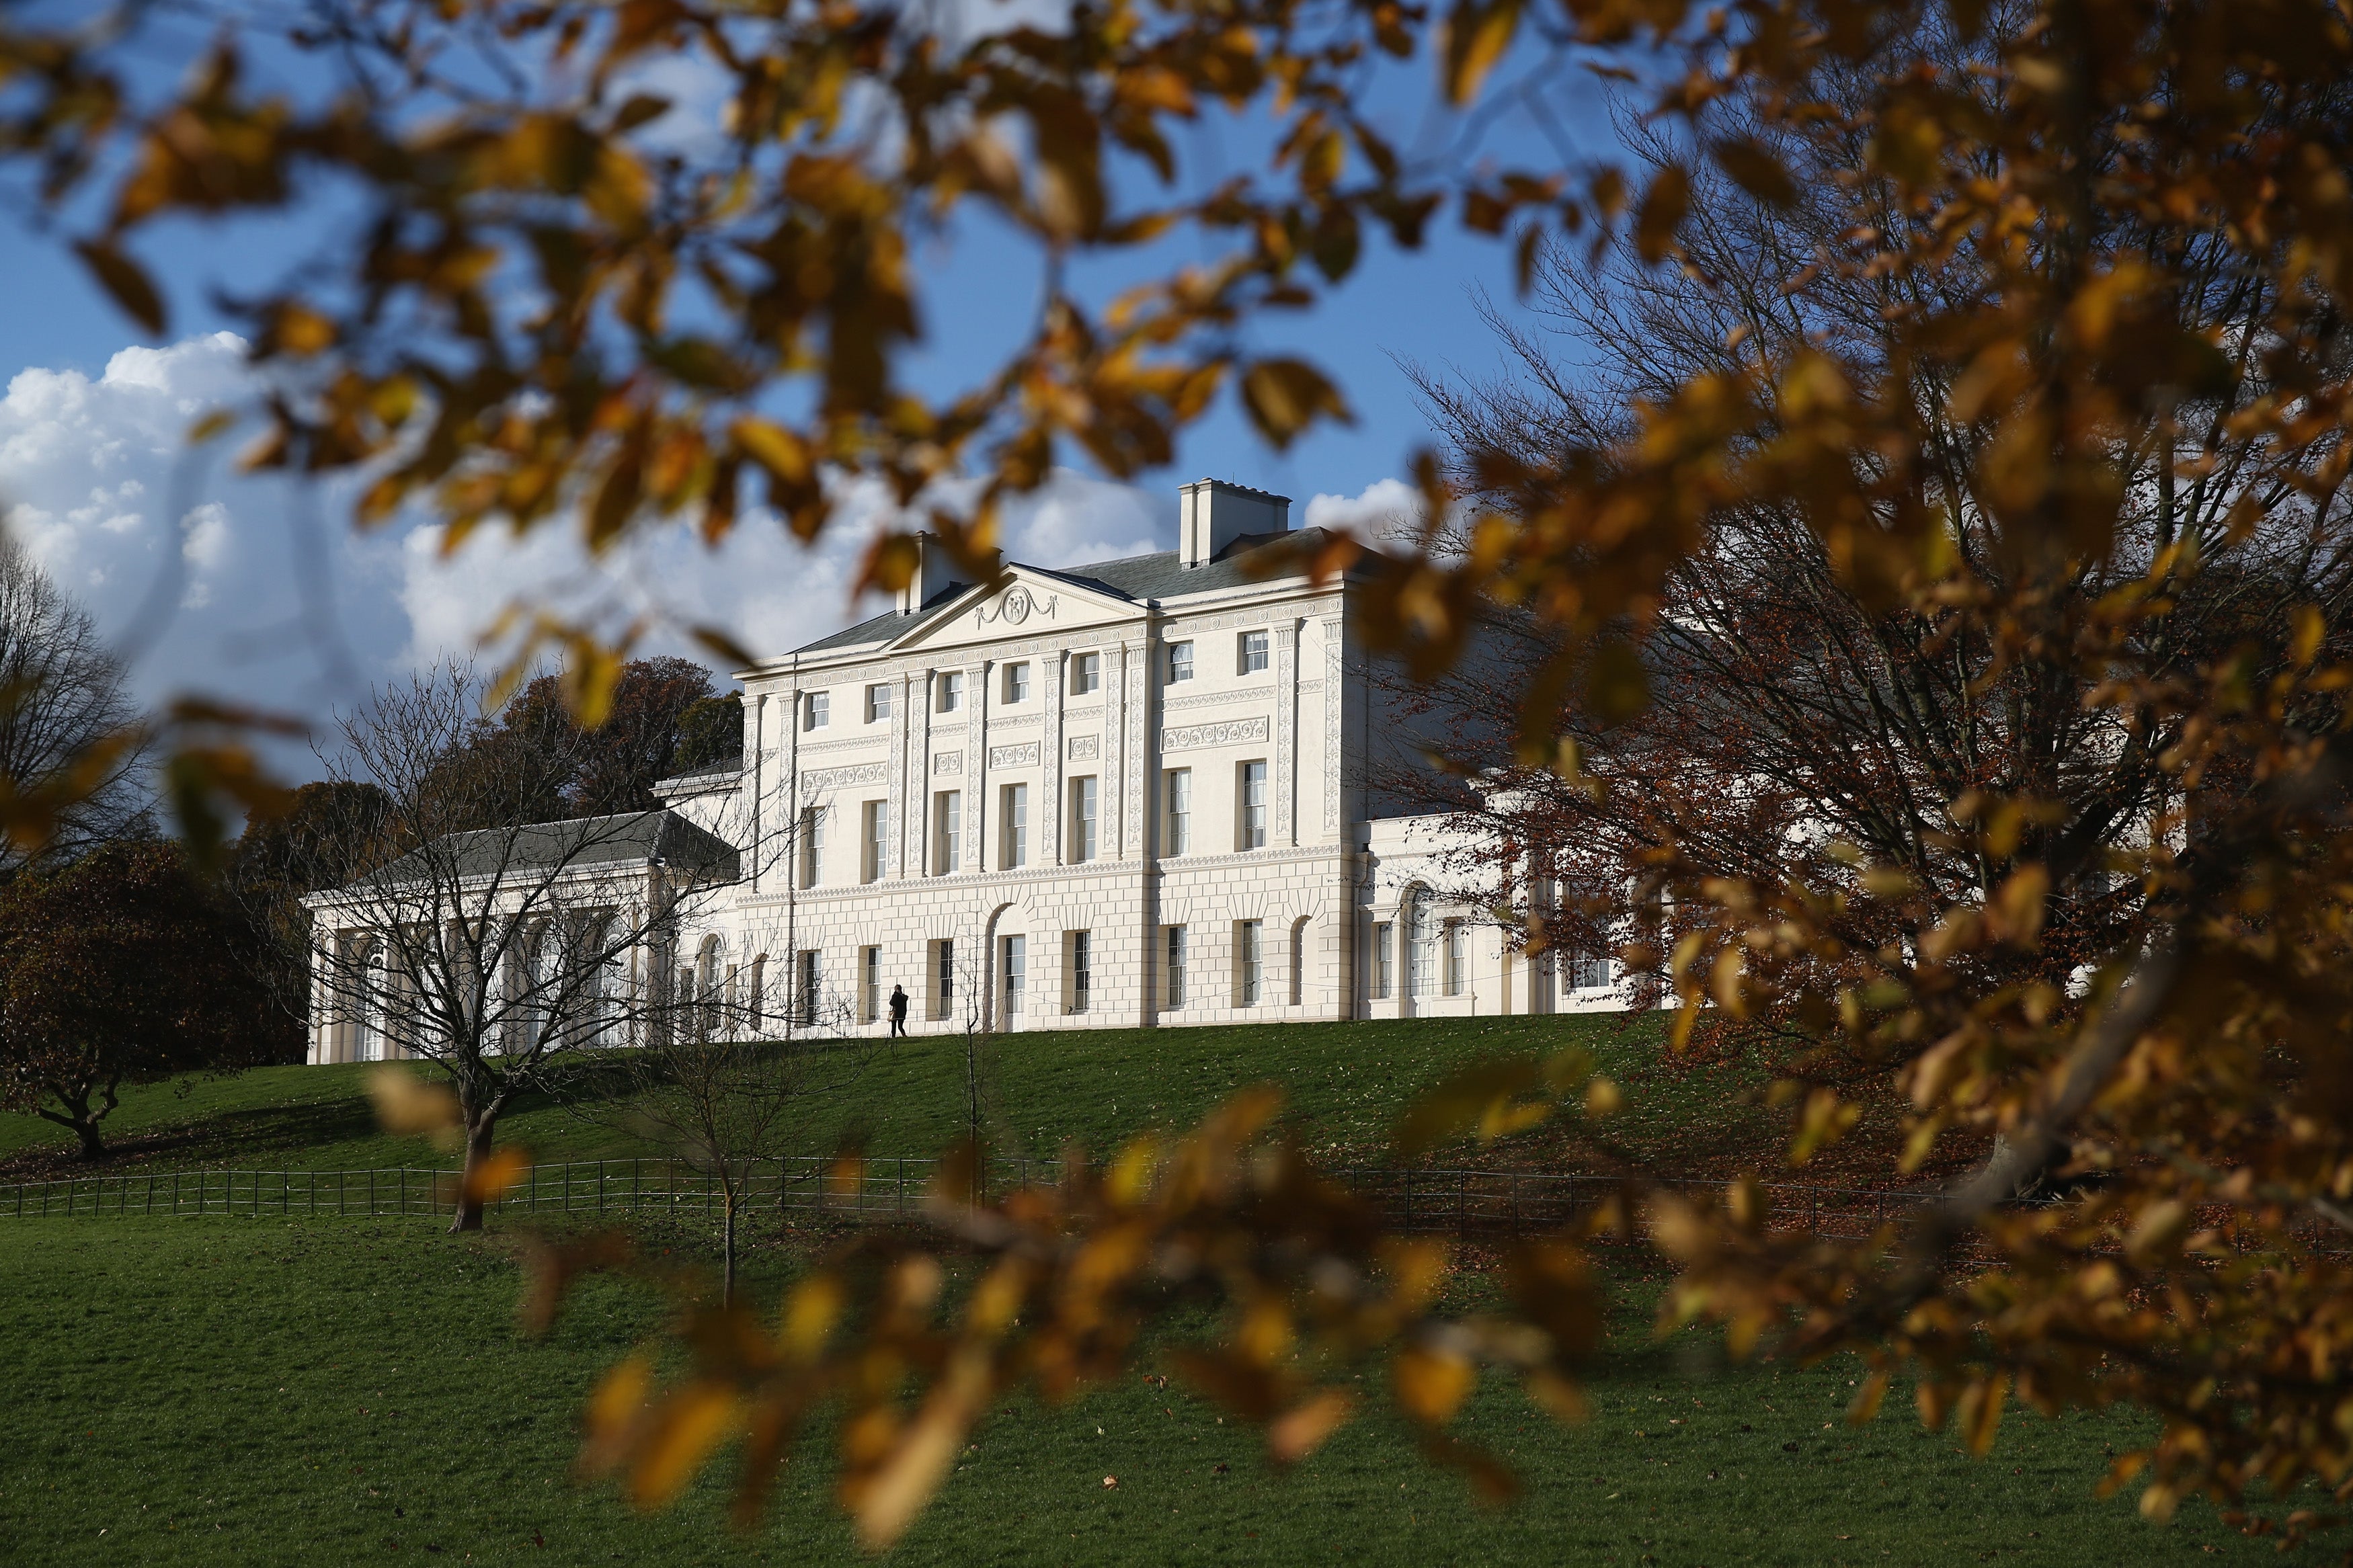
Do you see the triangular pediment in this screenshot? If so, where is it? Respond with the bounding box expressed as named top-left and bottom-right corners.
top-left (883, 563), bottom-right (1135, 653)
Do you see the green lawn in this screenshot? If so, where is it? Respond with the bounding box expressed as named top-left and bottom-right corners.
top-left (0, 1212), bottom-right (2283, 1568)
top-left (3, 1017), bottom-right (2231, 1564)
top-left (1, 1014), bottom-right (1778, 1179)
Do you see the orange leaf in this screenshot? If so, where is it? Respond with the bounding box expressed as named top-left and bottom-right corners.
top-left (466, 1145), bottom-right (531, 1204)
top-left (1268, 1389), bottom-right (1355, 1463)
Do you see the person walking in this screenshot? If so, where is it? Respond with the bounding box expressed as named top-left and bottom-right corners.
top-left (888, 983), bottom-right (909, 1038)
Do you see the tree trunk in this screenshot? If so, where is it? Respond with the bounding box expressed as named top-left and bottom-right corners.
top-left (449, 1112), bottom-right (498, 1234)
top-left (36, 1083), bottom-right (111, 1160)
top-left (721, 1193), bottom-right (737, 1310)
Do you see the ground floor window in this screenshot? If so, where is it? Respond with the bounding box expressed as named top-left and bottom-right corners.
top-left (1068, 930), bottom-right (1092, 1014)
top-left (1443, 920), bottom-right (1466, 997)
top-left (798, 949), bottom-right (821, 1026)
top-left (1371, 921), bottom-right (1392, 998)
top-left (861, 946), bottom-right (881, 1024)
top-left (928, 938), bottom-right (955, 1020)
top-left (1001, 934), bottom-right (1025, 1027)
top-left (1566, 948), bottom-right (1611, 991)
top-left (1236, 919), bottom-right (1263, 1006)
top-left (1165, 924), bottom-right (1187, 1008)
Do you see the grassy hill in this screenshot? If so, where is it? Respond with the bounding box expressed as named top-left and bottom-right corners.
top-left (2, 1013), bottom-right (1791, 1180)
top-left (0, 1014), bottom-right (2301, 1565)
top-left (0, 1212), bottom-right (2279, 1568)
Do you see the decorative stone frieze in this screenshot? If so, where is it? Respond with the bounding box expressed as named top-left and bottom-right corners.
top-left (1162, 716), bottom-right (1269, 752)
top-left (803, 762), bottom-right (888, 792)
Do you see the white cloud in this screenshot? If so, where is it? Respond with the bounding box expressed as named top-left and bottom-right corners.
top-left (1304, 477), bottom-right (1419, 541)
top-left (0, 335), bottom-right (1174, 763)
top-left (399, 466), bottom-right (1172, 675)
top-left (0, 333), bottom-right (414, 740)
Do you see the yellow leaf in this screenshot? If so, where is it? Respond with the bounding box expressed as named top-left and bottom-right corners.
top-left (781, 1275), bottom-right (844, 1362)
top-left (629, 1385), bottom-right (740, 1510)
top-left (731, 416), bottom-right (812, 483)
top-left (275, 301), bottom-right (336, 356)
top-left (2292, 604), bottom-right (2325, 667)
top-left (582, 1354), bottom-right (653, 1464)
top-left (854, 1350), bottom-right (989, 1549)
top-left (1239, 358), bottom-right (1353, 450)
top-left (1634, 165), bottom-right (1689, 263)
top-left (1992, 864), bottom-right (2049, 946)
top-left (366, 1065), bottom-right (461, 1137)
top-left (2126, 1198), bottom-right (2190, 1266)
top-left (1443, 0), bottom-right (1520, 107)
top-left (1849, 1367), bottom-right (1891, 1425)
top-left (1395, 1346), bottom-right (1475, 1425)
top-left (1956, 1373), bottom-right (2006, 1455)
top-left (465, 1145), bottom-right (531, 1204)
top-left (1393, 1055), bottom-right (1546, 1155)
top-left (1269, 1388), bottom-right (1355, 1462)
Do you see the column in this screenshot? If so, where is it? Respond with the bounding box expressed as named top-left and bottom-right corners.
top-left (1320, 616), bottom-right (1345, 839)
top-left (1047, 649), bottom-right (1068, 862)
top-left (748, 692), bottom-right (768, 891)
top-left (963, 661), bottom-right (988, 871)
top-left (906, 670), bottom-right (933, 878)
top-left (1275, 618), bottom-right (1300, 848)
top-left (887, 670), bottom-right (908, 880)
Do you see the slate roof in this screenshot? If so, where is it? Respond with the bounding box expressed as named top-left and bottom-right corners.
top-left (788, 529), bottom-right (1345, 658)
top-left (358, 809), bottom-right (740, 889)
top-left (652, 758), bottom-right (745, 794)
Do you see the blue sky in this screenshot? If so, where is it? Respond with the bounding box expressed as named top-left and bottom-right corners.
top-left (0, 25), bottom-right (1612, 755)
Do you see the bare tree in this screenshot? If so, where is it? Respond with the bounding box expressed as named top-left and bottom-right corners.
top-left (297, 662), bottom-right (781, 1231)
top-left (600, 982), bottom-right (873, 1306)
top-left (0, 536), bottom-right (149, 867)
top-left (1385, 63), bottom-right (2353, 1047)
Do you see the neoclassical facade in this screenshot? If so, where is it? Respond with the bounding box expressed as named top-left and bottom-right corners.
top-left (659, 479), bottom-right (1619, 1036)
top-left (307, 480), bottom-right (1620, 1063)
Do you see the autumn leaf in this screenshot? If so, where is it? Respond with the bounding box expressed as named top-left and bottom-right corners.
top-left (1239, 358), bottom-right (1353, 449)
top-left (73, 239), bottom-right (166, 335)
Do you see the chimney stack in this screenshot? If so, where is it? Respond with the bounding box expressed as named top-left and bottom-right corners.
top-left (894, 532), bottom-right (964, 614)
top-left (1178, 479), bottom-right (1290, 569)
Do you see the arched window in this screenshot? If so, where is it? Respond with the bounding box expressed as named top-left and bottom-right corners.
top-left (354, 937), bottom-right (384, 1061)
top-left (696, 934), bottom-right (725, 1038)
top-left (518, 919), bottom-right (557, 1053)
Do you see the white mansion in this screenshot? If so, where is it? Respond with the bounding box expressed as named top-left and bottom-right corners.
top-left (305, 480), bottom-right (1619, 1063)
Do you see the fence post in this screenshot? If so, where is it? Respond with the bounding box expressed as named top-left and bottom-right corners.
top-left (1458, 1172), bottom-right (1468, 1240)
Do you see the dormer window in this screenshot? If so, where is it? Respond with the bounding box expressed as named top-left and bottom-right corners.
top-left (803, 691), bottom-right (829, 731)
